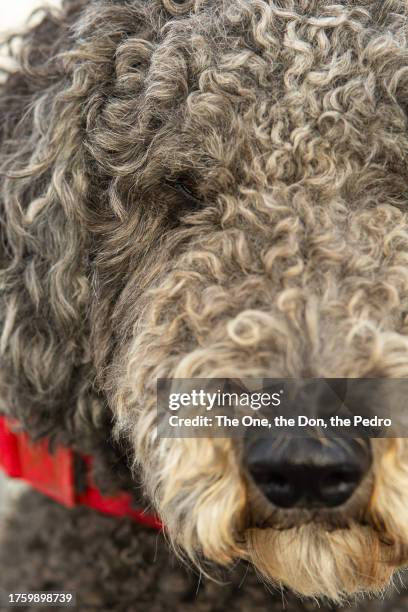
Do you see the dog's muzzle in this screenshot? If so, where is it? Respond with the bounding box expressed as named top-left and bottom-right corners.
top-left (245, 438), bottom-right (372, 509)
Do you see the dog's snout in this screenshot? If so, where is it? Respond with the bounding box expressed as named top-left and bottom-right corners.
top-left (246, 438), bottom-right (371, 509)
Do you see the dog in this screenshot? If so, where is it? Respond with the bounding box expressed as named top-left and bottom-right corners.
top-left (1, 487), bottom-right (408, 612)
top-left (2, 0), bottom-right (408, 604)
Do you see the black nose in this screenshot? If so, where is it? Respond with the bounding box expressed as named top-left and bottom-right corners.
top-left (246, 438), bottom-right (371, 509)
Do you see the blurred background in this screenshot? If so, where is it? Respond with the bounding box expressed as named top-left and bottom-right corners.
top-left (1, 1), bottom-right (61, 70)
top-left (1, 1), bottom-right (61, 31)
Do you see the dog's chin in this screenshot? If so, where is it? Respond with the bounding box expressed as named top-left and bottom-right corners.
top-left (245, 522), bottom-right (398, 601)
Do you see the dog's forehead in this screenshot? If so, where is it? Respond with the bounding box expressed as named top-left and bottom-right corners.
top-left (76, 0), bottom-right (408, 223)
top-left (135, 1), bottom-right (407, 175)
top-left (143, 2), bottom-right (404, 132)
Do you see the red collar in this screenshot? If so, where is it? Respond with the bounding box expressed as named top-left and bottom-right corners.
top-left (0, 415), bottom-right (161, 530)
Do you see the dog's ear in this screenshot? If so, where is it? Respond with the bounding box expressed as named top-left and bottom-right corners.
top-left (0, 1), bottom-right (155, 442)
top-left (0, 4), bottom-right (94, 441)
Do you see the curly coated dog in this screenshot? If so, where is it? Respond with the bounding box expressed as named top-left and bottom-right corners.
top-left (1, 488), bottom-right (408, 612)
top-left (2, 0), bottom-right (408, 606)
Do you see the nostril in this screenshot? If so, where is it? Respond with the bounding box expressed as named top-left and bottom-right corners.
top-left (266, 472), bottom-right (298, 507)
top-left (322, 468), bottom-right (359, 489)
top-left (266, 472), bottom-right (294, 498)
top-left (249, 465), bottom-right (299, 508)
top-left (269, 472), bottom-right (289, 489)
top-left (249, 466), bottom-right (287, 488)
top-left (318, 467), bottom-right (362, 506)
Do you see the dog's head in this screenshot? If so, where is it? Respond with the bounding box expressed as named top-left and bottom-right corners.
top-left (2, 0), bottom-right (408, 601)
